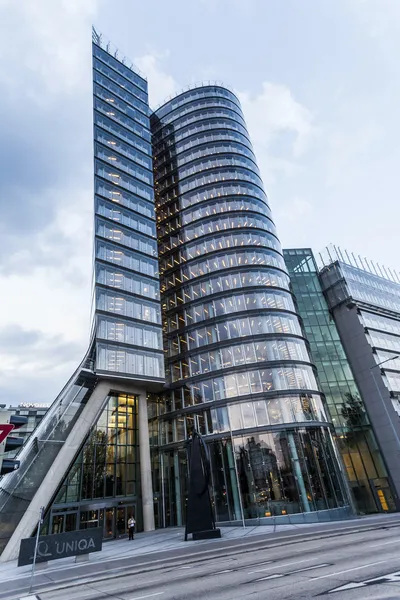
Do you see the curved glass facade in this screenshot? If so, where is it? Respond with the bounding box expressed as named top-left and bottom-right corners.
top-left (151, 86), bottom-right (350, 526)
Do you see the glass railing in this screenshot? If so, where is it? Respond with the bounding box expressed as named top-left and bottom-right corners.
top-left (0, 355), bottom-right (97, 554)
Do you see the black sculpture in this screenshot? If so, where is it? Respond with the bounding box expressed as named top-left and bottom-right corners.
top-left (185, 430), bottom-right (221, 541)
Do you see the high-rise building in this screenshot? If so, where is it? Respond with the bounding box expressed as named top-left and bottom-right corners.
top-left (0, 33), bottom-right (355, 561)
top-left (150, 86), bottom-right (350, 526)
top-left (284, 249), bottom-right (396, 513)
top-left (92, 33), bottom-right (164, 382)
top-left (318, 247), bottom-right (400, 509)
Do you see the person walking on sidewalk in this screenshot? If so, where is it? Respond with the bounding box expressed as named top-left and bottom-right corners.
top-left (128, 515), bottom-right (136, 540)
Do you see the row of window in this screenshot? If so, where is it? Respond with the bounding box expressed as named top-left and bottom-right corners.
top-left (184, 229), bottom-right (280, 261)
top-left (170, 365), bottom-right (318, 405)
top-left (158, 198), bottom-right (270, 239)
top-left (159, 213), bottom-right (277, 254)
top-left (156, 183), bottom-right (270, 222)
top-left (95, 140), bottom-right (153, 186)
top-left (156, 129), bottom-right (254, 171)
top-left (95, 160), bottom-right (153, 203)
top-left (96, 180), bottom-right (154, 220)
top-left (153, 107), bottom-right (247, 150)
top-left (361, 311), bottom-right (400, 337)
top-left (349, 281), bottom-right (400, 314)
top-left (166, 289), bottom-right (295, 331)
top-left (94, 112), bottom-right (151, 158)
top-left (160, 167), bottom-right (264, 206)
top-left (96, 240), bottom-right (158, 278)
top-left (169, 313), bottom-right (302, 355)
top-left (172, 198), bottom-right (271, 234)
top-left (160, 232), bottom-right (281, 275)
top-left (170, 338), bottom-right (309, 381)
top-left (93, 65), bottom-right (148, 116)
top-left (164, 268), bottom-right (290, 310)
top-left (97, 265), bottom-right (160, 300)
top-left (97, 289), bottom-right (161, 324)
top-left (180, 181), bottom-right (268, 213)
top-left (375, 351), bottom-right (400, 372)
top-left (157, 155), bottom-right (261, 195)
top-left (162, 249), bottom-right (286, 292)
top-left (342, 263), bottom-right (400, 297)
top-left (154, 395), bottom-right (327, 445)
top-left (97, 316), bottom-right (162, 350)
top-left (94, 97), bottom-right (151, 143)
top-left (97, 218), bottom-right (157, 258)
top-left (97, 343), bottom-right (164, 378)
top-left (156, 118), bottom-right (250, 158)
top-left (369, 329), bottom-right (400, 353)
top-left (95, 126), bottom-right (152, 174)
top-left (96, 197), bottom-right (156, 238)
top-left (93, 56), bottom-right (147, 103)
top-left (154, 86), bottom-right (240, 121)
top-left (154, 96), bottom-right (244, 131)
top-left (386, 371), bottom-right (400, 393)
top-left (155, 140), bottom-right (256, 178)
top-left (93, 45), bottom-right (147, 93)
top-left (94, 83), bottom-right (148, 128)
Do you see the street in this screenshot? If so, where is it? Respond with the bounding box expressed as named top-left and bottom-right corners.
top-left (37, 523), bottom-right (400, 600)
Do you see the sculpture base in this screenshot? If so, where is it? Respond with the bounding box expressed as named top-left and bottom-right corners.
top-left (192, 528), bottom-right (221, 540)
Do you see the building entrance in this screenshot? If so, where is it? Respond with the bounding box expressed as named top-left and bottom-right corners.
top-left (50, 503), bottom-right (136, 541)
top-left (51, 510), bottom-right (78, 535)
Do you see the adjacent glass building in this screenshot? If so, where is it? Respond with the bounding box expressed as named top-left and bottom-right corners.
top-left (284, 249), bottom-right (395, 513)
top-left (319, 248), bottom-right (400, 510)
top-left (150, 86), bottom-right (350, 526)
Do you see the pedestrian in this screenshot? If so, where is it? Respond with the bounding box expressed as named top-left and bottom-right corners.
top-left (128, 515), bottom-right (136, 540)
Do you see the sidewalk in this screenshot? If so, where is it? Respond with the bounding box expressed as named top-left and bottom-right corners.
top-left (1, 512), bottom-right (400, 597)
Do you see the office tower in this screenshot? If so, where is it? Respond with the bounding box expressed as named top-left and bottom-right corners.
top-left (319, 247), bottom-right (400, 509)
top-left (92, 32), bottom-right (164, 382)
top-left (284, 249), bottom-right (396, 513)
top-left (0, 30), bottom-right (164, 561)
top-left (150, 86), bottom-right (350, 526)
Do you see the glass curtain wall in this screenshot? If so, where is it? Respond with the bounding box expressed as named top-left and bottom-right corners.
top-left (284, 249), bottom-right (395, 513)
top-left (151, 86), bottom-right (350, 526)
top-left (43, 393), bottom-right (140, 539)
top-left (92, 30), bottom-right (164, 381)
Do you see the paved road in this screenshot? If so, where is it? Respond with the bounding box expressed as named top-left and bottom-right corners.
top-left (37, 524), bottom-right (400, 600)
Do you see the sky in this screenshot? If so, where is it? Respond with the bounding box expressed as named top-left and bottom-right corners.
top-left (0, 0), bottom-right (400, 406)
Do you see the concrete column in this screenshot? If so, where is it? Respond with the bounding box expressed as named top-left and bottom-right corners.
top-left (138, 393), bottom-right (155, 532)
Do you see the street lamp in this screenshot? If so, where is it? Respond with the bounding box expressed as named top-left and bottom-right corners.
top-left (370, 355), bottom-right (400, 451)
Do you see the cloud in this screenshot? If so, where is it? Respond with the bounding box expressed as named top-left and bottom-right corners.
top-left (0, 0), bottom-right (99, 405)
top-left (239, 83), bottom-right (315, 158)
top-left (135, 52), bottom-right (179, 108)
top-left (0, 325), bottom-right (82, 406)
top-left (237, 82), bottom-right (316, 190)
top-left (348, 0), bottom-right (400, 40)
top-left (276, 197), bottom-right (313, 224)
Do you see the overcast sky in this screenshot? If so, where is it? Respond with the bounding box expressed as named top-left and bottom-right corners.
top-left (1, 0), bottom-right (399, 406)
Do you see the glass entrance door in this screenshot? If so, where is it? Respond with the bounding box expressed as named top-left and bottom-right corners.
top-left (52, 514), bottom-right (64, 534)
top-left (104, 507), bottom-right (115, 539)
top-left (51, 511), bottom-right (78, 534)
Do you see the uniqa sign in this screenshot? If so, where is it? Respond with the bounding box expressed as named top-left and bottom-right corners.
top-left (18, 528), bottom-right (103, 567)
